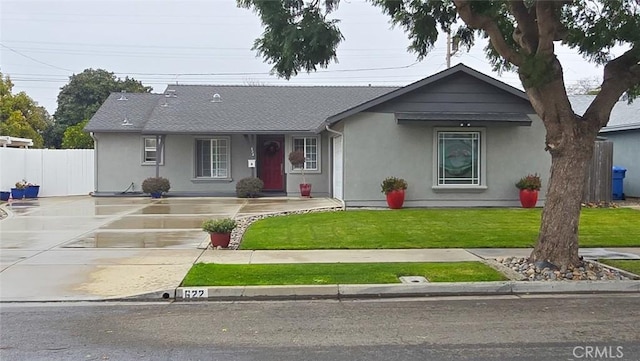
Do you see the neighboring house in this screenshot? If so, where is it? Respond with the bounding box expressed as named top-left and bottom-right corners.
top-left (86, 64), bottom-right (551, 207)
top-left (0, 136), bottom-right (34, 148)
top-left (570, 95), bottom-right (640, 198)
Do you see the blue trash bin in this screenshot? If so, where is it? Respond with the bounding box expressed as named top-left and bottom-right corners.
top-left (612, 166), bottom-right (627, 200)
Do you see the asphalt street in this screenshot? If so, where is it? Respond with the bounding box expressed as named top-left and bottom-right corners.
top-left (1, 294), bottom-right (638, 361)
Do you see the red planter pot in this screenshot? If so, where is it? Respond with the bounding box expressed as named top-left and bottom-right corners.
top-left (519, 189), bottom-right (539, 208)
top-left (210, 232), bottom-right (231, 248)
top-left (385, 189), bottom-right (405, 209)
top-left (300, 183), bottom-right (312, 197)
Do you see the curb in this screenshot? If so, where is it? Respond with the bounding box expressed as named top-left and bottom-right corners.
top-left (173, 280), bottom-right (640, 301)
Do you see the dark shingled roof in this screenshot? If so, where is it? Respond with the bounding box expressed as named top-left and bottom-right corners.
top-left (85, 93), bottom-right (164, 132)
top-left (86, 85), bottom-right (396, 134)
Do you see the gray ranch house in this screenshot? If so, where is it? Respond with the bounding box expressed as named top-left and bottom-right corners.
top-left (86, 64), bottom-right (551, 207)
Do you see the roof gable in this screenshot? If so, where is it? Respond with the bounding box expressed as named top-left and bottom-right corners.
top-left (325, 63), bottom-right (532, 125)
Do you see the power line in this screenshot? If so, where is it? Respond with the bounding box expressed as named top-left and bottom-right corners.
top-left (0, 40), bottom-right (426, 53)
top-left (0, 43), bottom-right (74, 72)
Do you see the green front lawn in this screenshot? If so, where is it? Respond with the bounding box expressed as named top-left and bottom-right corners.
top-left (240, 208), bottom-right (640, 250)
top-left (182, 262), bottom-right (507, 286)
top-left (599, 260), bottom-right (640, 276)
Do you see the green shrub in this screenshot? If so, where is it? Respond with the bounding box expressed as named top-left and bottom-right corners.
top-left (381, 177), bottom-right (408, 194)
top-left (236, 177), bottom-right (264, 198)
top-left (516, 174), bottom-right (542, 191)
top-left (141, 177), bottom-right (171, 194)
top-left (202, 218), bottom-right (237, 234)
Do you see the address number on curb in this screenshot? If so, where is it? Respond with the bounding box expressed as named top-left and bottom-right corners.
top-left (182, 288), bottom-right (208, 298)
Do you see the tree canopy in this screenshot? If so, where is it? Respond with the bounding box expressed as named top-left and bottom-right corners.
top-left (239, 0), bottom-right (640, 267)
top-left (62, 120), bottom-right (94, 149)
top-left (0, 73), bottom-right (52, 148)
top-left (54, 68), bottom-right (152, 128)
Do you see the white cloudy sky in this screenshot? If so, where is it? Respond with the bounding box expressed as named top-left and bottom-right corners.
top-left (1, 0), bottom-right (607, 115)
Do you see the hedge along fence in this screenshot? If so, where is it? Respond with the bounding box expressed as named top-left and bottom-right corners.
top-left (0, 148), bottom-right (94, 197)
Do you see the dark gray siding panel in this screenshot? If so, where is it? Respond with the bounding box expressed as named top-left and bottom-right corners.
top-left (370, 72), bottom-right (534, 114)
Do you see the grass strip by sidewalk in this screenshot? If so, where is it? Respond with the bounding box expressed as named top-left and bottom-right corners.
top-left (182, 262), bottom-right (507, 286)
top-left (598, 260), bottom-right (640, 276)
top-left (240, 208), bottom-right (640, 250)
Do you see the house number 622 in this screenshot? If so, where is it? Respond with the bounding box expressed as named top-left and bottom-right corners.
top-left (182, 288), bottom-right (208, 298)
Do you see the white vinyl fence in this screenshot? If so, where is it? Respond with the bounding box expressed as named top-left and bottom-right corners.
top-left (0, 148), bottom-right (94, 197)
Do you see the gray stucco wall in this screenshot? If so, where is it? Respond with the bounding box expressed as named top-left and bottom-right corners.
top-left (93, 132), bottom-right (331, 196)
top-left (341, 112), bottom-right (551, 207)
top-left (605, 130), bottom-right (640, 197)
top-left (94, 133), bottom-right (254, 194)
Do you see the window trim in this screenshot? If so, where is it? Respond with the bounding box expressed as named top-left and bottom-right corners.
top-left (142, 136), bottom-right (164, 165)
top-left (194, 136), bottom-right (232, 180)
top-left (432, 128), bottom-right (487, 191)
top-left (289, 135), bottom-right (321, 174)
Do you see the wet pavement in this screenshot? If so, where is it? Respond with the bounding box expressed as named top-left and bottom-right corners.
top-left (0, 196), bottom-right (341, 301)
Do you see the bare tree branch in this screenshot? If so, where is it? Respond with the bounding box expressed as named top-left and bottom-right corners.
top-left (509, 1), bottom-right (538, 55)
top-left (585, 45), bottom-right (640, 128)
top-left (453, 0), bottom-right (524, 67)
top-left (535, 1), bottom-right (557, 55)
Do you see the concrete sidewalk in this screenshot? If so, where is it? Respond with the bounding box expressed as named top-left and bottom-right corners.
top-left (197, 247), bottom-right (640, 265)
top-left (197, 249), bottom-right (482, 264)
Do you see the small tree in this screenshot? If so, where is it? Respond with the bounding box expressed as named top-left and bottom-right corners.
top-left (288, 150), bottom-right (307, 184)
top-left (62, 120), bottom-right (94, 149)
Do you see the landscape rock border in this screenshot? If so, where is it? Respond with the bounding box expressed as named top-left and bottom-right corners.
top-left (224, 206), bottom-right (344, 250)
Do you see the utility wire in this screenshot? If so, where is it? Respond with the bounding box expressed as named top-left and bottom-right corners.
top-left (0, 43), bottom-right (74, 72)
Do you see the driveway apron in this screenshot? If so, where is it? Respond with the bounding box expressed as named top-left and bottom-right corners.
top-left (0, 196), bottom-right (339, 302)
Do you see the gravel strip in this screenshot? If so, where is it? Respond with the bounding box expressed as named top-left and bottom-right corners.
top-left (495, 257), bottom-right (631, 281)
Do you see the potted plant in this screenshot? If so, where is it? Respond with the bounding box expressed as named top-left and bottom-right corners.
top-left (515, 173), bottom-right (542, 208)
top-left (24, 182), bottom-right (40, 198)
top-left (11, 180), bottom-right (27, 200)
top-left (288, 150), bottom-right (311, 197)
top-left (381, 176), bottom-right (408, 209)
top-left (141, 177), bottom-right (171, 198)
top-left (202, 218), bottom-right (237, 248)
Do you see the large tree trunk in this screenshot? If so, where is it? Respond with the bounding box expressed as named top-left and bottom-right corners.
top-left (530, 138), bottom-right (594, 268)
top-left (522, 58), bottom-right (604, 268)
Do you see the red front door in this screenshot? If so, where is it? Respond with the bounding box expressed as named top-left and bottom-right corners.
top-left (258, 136), bottom-right (284, 191)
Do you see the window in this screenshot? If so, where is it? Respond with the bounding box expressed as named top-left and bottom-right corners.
top-left (292, 137), bottom-right (319, 171)
top-left (196, 138), bottom-right (230, 178)
top-left (437, 131), bottom-right (481, 186)
top-left (143, 137), bottom-right (163, 165)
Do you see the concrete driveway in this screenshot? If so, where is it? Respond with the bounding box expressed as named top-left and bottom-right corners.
top-left (0, 196), bottom-right (341, 302)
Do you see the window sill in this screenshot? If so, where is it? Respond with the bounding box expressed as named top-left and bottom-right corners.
top-left (290, 169), bottom-right (321, 175)
top-left (191, 178), bottom-right (233, 183)
top-left (142, 163), bottom-right (164, 166)
top-left (432, 185), bottom-right (488, 193)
